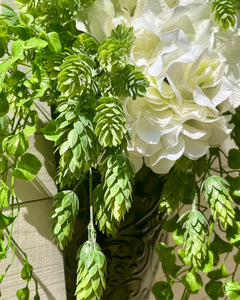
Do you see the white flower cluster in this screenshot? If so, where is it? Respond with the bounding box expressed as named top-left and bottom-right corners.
top-left (77, 0), bottom-right (240, 173)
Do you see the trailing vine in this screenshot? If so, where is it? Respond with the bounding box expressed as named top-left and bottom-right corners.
top-left (1, 1), bottom-right (240, 300)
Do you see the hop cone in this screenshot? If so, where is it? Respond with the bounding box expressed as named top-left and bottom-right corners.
top-left (212, 0), bottom-right (238, 29)
top-left (50, 190), bottom-right (79, 250)
top-left (203, 175), bottom-right (235, 228)
top-left (179, 210), bottom-right (208, 268)
top-left (111, 24), bottom-right (135, 46)
top-left (57, 54), bottom-right (95, 98)
top-left (94, 97), bottom-right (129, 148)
top-left (76, 241), bottom-right (107, 300)
top-left (55, 98), bottom-right (99, 188)
top-left (103, 154), bottom-right (134, 223)
top-left (159, 171), bottom-right (195, 214)
top-left (93, 184), bottom-right (119, 236)
top-left (97, 38), bottom-right (127, 73)
top-left (112, 64), bottom-right (149, 100)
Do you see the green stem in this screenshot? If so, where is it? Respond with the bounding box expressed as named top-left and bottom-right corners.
top-left (6, 228), bottom-right (28, 261)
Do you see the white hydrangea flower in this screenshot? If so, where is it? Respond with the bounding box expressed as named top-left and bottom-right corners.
top-left (77, 0), bottom-right (240, 174)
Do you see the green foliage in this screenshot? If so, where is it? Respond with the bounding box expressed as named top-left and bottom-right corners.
top-left (76, 240), bottom-right (107, 300)
top-left (57, 54), bottom-right (95, 98)
top-left (16, 287), bottom-right (30, 300)
top-left (94, 97), bottom-right (129, 148)
top-left (97, 38), bottom-right (127, 73)
top-left (152, 281), bottom-right (173, 300)
top-left (211, 0), bottom-right (238, 29)
top-left (178, 210), bottom-right (208, 268)
top-left (202, 175), bottom-right (235, 228)
top-left (93, 153), bottom-right (135, 235)
top-left (225, 281), bottom-right (240, 299)
top-left (112, 64), bottom-right (150, 100)
top-left (159, 171), bottom-right (195, 214)
top-left (50, 190), bottom-right (79, 250)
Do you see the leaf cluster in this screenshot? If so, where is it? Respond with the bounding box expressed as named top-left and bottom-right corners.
top-left (155, 148), bottom-right (240, 299)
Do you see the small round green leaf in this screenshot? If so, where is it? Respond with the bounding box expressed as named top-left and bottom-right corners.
top-left (205, 280), bottom-right (224, 300)
top-left (182, 270), bottom-right (203, 293)
top-left (228, 149), bottom-right (240, 169)
top-left (16, 287), bottom-right (30, 300)
top-left (225, 281), bottom-right (240, 300)
top-left (2, 131), bottom-right (29, 157)
top-left (13, 153), bottom-right (42, 181)
top-left (152, 281), bottom-right (173, 300)
top-left (21, 261), bottom-right (33, 281)
top-left (156, 242), bottom-right (176, 265)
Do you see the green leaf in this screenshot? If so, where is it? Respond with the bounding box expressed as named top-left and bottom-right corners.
top-left (24, 38), bottom-right (48, 49)
top-left (234, 250), bottom-right (240, 264)
top-left (0, 213), bottom-right (15, 230)
top-left (156, 242), bottom-right (176, 265)
top-left (210, 233), bottom-right (233, 254)
top-left (228, 149), bottom-right (240, 169)
top-left (11, 40), bottom-right (24, 61)
top-left (205, 280), bottom-right (224, 300)
top-left (162, 263), bottom-right (181, 279)
top-left (47, 32), bottom-right (62, 53)
top-left (13, 153), bottom-right (42, 181)
top-left (152, 281), bottom-right (173, 300)
top-left (172, 227), bottom-right (185, 245)
top-left (178, 248), bottom-right (191, 265)
top-left (24, 110), bottom-right (38, 135)
top-left (207, 263), bottom-right (229, 280)
top-left (21, 261), bottom-right (33, 281)
top-left (34, 293), bottom-right (40, 300)
top-left (0, 180), bottom-right (10, 208)
top-left (227, 176), bottom-right (240, 197)
top-left (226, 221), bottom-right (240, 245)
top-left (42, 120), bottom-right (58, 141)
top-left (16, 287), bottom-right (29, 300)
top-left (200, 250), bottom-right (214, 273)
top-left (2, 131), bottom-right (29, 157)
top-left (182, 270), bottom-right (203, 293)
top-left (225, 281), bottom-right (240, 300)
top-left (0, 93), bottom-right (9, 117)
top-left (162, 214), bottom-right (179, 232)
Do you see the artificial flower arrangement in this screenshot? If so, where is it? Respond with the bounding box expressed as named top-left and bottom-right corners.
top-left (0, 0), bottom-right (240, 299)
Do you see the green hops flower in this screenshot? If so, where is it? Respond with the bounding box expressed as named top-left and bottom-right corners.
top-left (202, 175), bottom-right (235, 228)
top-left (57, 54), bottom-right (95, 98)
top-left (159, 171), bottom-right (195, 214)
top-left (93, 154), bottom-right (135, 236)
top-left (94, 97), bottom-right (129, 148)
top-left (211, 0), bottom-right (238, 29)
top-left (111, 24), bottom-right (135, 46)
top-left (76, 241), bottom-right (107, 300)
top-left (103, 154), bottom-right (134, 223)
top-left (73, 33), bottom-right (99, 55)
top-left (97, 38), bottom-right (127, 73)
top-left (112, 65), bottom-right (149, 100)
top-left (50, 190), bottom-right (79, 250)
top-left (55, 98), bottom-right (99, 188)
top-left (178, 210), bottom-right (208, 268)
top-left (93, 184), bottom-right (119, 236)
